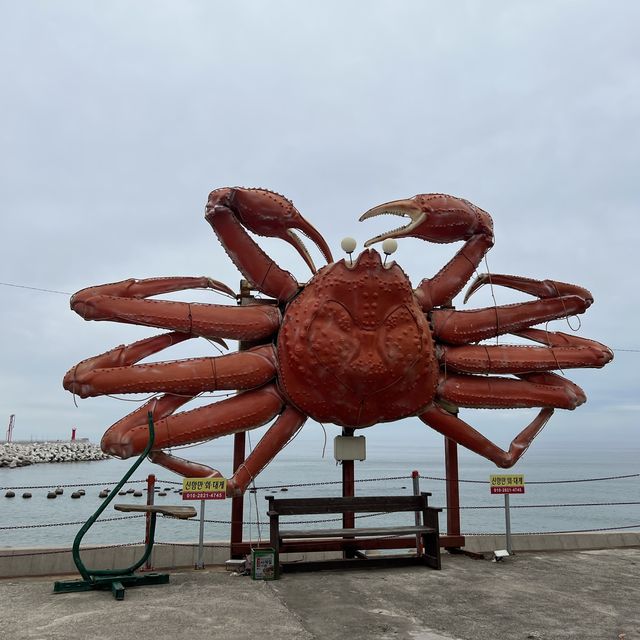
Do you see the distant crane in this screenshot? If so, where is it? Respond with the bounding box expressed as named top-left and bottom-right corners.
top-left (6, 414), bottom-right (15, 442)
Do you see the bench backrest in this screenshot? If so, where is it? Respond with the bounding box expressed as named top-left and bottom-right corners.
top-left (266, 494), bottom-right (430, 516)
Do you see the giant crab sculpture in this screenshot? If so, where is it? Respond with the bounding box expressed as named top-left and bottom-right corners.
top-left (64, 189), bottom-right (613, 495)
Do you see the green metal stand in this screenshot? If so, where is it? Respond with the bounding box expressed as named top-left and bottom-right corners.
top-left (53, 412), bottom-right (170, 600)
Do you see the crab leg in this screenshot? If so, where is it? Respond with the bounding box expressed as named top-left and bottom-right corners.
top-left (70, 277), bottom-right (280, 341)
top-left (160, 405), bottom-right (307, 496)
top-left (205, 188), bottom-right (333, 301)
top-left (441, 329), bottom-right (613, 374)
top-left (101, 383), bottom-right (284, 459)
top-left (360, 194), bottom-right (494, 309)
top-left (437, 371), bottom-right (586, 410)
top-left (64, 333), bottom-right (277, 398)
top-left (431, 276), bottom-right (594, 344)
top-left (420, 404), bottom-right (553, 468)
top-left (464, 273), bottom-right (593, 304)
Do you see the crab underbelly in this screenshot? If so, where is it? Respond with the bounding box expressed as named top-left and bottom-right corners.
top-left (277, 304), bottom-right (439, 428)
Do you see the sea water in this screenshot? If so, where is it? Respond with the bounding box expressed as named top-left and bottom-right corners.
top-left (1, 424), bottom-right (638, 549)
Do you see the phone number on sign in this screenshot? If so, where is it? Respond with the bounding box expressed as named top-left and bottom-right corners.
top-left (182, 491), bottom-right (226, 500)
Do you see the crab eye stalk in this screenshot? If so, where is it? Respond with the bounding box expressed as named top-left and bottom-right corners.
top-left (382, 238), bottom-right (398, 266)
top-left (341, 237), bottom-right (357, 265)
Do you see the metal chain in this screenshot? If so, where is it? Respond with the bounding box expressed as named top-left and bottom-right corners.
top-left (0, 541), bottom-right (145, 558)
top-left (1, 502), bottom-right (638, 531)
top-left (457, 501), bottom-right (640, 510)
top-left (463, 523), bottom-right (640, 535)
top-left (2, 472), bottom-right (638, 492)
top-left (0, 515), bottom-right (144, 530)
top-left (0, 479), bottom-right (150, 491)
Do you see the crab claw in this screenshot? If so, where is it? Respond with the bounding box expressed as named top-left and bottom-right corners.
top-left (360, 193), bottom-right (493, 247)
top-left (206, 188), bottom-right (332, 273)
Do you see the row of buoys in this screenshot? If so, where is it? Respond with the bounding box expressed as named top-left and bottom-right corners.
top-left (2, 484), bottom-right (215, 499)
top-left (5, 486), bottom-right (153, 499)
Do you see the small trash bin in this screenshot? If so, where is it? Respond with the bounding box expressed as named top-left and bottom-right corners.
top-left (251, 548), bottom-right (277, 580)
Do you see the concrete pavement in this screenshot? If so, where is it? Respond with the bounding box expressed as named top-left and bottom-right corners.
top-left (1, 547), bottom-right (638, 640)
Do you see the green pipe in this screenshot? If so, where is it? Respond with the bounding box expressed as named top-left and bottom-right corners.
top-left (71, 412), bottom-right (157, 581)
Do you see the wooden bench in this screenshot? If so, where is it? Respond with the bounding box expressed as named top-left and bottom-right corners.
top-left (266, 493), bottom-right (441, 576)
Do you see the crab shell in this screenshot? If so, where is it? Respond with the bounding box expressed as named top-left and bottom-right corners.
top-left (278, 249), bottom-right (438, 427)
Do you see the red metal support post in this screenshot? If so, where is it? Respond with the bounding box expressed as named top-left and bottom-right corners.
top-left (342, 427), bottom-right (356, 558)
top-left (230, 431), bottom-right (246, 558)
top-left (144, 473), bottom-right (156, 570)
top-left (230, 279), bottom-right (251, 558)
top-left (444, 437), bottom-right (462, 548)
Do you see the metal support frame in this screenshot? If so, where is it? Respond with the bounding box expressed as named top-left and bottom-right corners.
top-left (445, 437), bottom-right (462, 549)
top-left (53, 413), bottom-right (171, 600)
top-left (230, 431), bottom-right (246, 558)
top-left (341, 428), bottom-right (356, 559)
top-left (228, 281), bottom-right (465, 558)
top-left (230, 280), bottom-right (255, 558)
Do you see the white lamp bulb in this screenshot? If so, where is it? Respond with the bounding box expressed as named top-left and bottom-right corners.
top-left (382, 238), bottom-right (398, 255)
top-left (341, 237), bottom-right (357, 254)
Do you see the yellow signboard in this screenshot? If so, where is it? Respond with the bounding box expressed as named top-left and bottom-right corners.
top-left (182, 477), bottom-right (227, 500)
top-left (490, 474), bottom-right (525, 494)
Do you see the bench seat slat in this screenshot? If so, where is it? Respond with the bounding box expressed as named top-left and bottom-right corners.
top-left (269, 495), bottom-right (432, 516)
top-left (280, 525), bottom-right (435, 539)
top-left (114, 504), bottom-right (197, 520)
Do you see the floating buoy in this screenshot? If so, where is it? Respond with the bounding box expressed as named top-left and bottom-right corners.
top-left (47, 491), bottom-right (57, 499)
top-left (133, 490), bottom-right (143, 497)
top-left (280, 487), bottom-right (289, 492)
top-left (78, 489), bottom-right (86, 496)
top-left (71, 492), bottom-right (82, 499)
top-left (158, 491), bottom-right (167, 497)
top-left (22, 492), bottom-right (32, 499)
top-left (118, 491), bottom-right (127, 496)
top-left (55, 487), bottom-right (63, 495)
top-left (126, 488), bottom-right (135, 494)
top-left (5, 491), bottom-right (15, 498)
top-left (99, 490), bottom-right (109, 498)
top-left (164, 487), bottom-right (172, 491)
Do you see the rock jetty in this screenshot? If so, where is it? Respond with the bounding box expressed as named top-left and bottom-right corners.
top-left (0, 441), bottom-right (109, 468)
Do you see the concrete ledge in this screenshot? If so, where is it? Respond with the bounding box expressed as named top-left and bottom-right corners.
top-left (0, 543), bottom-right (231, 579)
top-left (461, 530), bottom-right (640, 554)
top-left (1, 531), bottom-right (638, 578)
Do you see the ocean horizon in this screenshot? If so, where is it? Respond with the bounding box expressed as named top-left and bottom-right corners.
top-left (1, 423), bottom-right (638, 550)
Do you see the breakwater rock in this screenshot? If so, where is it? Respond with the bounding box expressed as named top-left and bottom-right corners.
top-left (0, 441), bottom-right (110, 468)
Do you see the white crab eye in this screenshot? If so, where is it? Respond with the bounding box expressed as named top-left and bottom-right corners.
top-left (341, 237), bottom-right (357, 254)
top-left (382, 238), bottom-right (398, 255)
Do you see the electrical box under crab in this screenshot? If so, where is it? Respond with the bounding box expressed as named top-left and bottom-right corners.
top-left (334, 436), bottom-right (366, 461)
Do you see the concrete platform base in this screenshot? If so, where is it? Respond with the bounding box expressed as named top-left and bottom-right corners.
top-left (1, 548), bottom-right (639, 640)
top-left (1, 531), bottom-right (638, 578)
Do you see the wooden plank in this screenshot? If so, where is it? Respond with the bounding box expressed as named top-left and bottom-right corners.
top-left (281, 555), bottom-right (430, 573)
top-left (280, 525), bottom-right (435, 539)
top-left (230, 534), bottom-right (464, 556)
top-left (114, 504), bottom-right (197, 519)
top-left (267, 495), bottom-right (428, 515)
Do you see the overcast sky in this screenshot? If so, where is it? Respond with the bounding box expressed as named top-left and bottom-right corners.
top-left (1, 2), bottom-right (638, 468)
